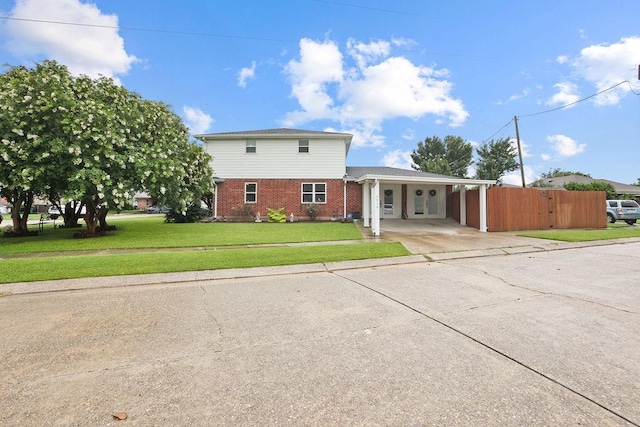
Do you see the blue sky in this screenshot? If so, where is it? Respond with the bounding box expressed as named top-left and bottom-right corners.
top-left (1, 0), bottom-right (639, 185)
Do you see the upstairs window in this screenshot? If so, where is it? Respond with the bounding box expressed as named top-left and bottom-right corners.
top-left (245, 182), bottom-right (257, 203)
top-left (245, 140), bottom-right (256, 153)
top-left (302, 183), bottom-right (326, 203)
top-left (298, 139), bottom-right (309, 153)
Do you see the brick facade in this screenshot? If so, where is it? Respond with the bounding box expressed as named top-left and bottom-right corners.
top-left (216, 179), bottom-right (363, 220)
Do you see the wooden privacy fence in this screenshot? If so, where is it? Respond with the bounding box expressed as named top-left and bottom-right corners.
top-left (452, 187), bottom-right (606, 231)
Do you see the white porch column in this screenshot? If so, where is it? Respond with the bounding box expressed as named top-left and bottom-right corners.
top-left (479, 184), bottom-right (488, 232)
top-left (371, 179), bottom-right (380, 236)
top-left (459, 186), bottom-right (466, 226)
top-left (363, 181), bottom-right (371, 228)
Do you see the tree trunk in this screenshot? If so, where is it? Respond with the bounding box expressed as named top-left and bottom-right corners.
top-left (83, 211), bottom-right (98, 236)
top-left (62, 202), bottom-right (81, 228)
top-left (5, 189), bottom-right (33, 236)
top-left (97, 207), bottom-right (110, 230)
top-left (76, 197), bottom-right (109, 238)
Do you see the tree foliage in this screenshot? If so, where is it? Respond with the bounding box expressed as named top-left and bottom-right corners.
top-left (539, 168), bottom-right (592, 179)
top-left (410, 135), bottom-right (473, 178)
top-left (474, 137), bottom-right (519, 182)
top-left (0, 60), bottom-right (213, 237)
top-left (564, 181), bottom-right (616, 199)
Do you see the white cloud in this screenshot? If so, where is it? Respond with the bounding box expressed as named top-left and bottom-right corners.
top-left (346, 38), bottom-right (390, 69)
top-left (556, 55), bottom-right (568, 64)
top-left (509, 137), bottom-right (530, 158)
top-left (283, 38), bottom-right (344, 123)
top-left (501, 165), bottom-right (534, 187)
top-left (382, 149), bottom-right (413, 169)
top-left (546, 134), bottom-right (585, 157)
top-left (3, 0), bottom-right (137, 78)
top-left (546, 82), bottom-right (580, 108)
top-left (541, 153), bottom-right (552, 161)
top-left (401, 128), bottom-right (415, 141)
top-left (571, 36), bottom-right (640, 105)
top-left (238, 61), bottom-right (256, 88)
top-left (496, 88), bottom-right (530, 104)
top-left (182, 106), bottom-right (214, 135)
top-left (283, 38), bottom-right (468, 148)
top-left (337, 123), bottom-right (386, 148)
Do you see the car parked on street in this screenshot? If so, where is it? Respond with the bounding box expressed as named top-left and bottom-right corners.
top-left (147, 205), bottom-right (171, 214)
top-left (606, 199), bottom-right (640, 224)
top-left (47, 206), bottom-right (62, 216)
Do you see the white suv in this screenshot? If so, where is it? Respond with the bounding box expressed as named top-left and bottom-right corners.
top-left (606, 200), bottom-right (640, 224)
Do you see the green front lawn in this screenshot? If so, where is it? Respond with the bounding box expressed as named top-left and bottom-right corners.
top-left (517, 222), bottom-right (640, 242)
top-left (0, 216), bottom-right (364, 255)
top-left (0, 217), bottom-right (410, 283)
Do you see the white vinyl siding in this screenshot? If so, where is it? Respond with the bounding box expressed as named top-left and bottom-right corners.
top-left (206, 138), bottom-right (346, 179)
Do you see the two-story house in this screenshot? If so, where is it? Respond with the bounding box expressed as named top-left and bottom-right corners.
top-left (195, 128), bottom-right (495, 235)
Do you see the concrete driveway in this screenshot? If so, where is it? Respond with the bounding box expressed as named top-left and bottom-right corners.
top-left (1, 240), bottom-right (639, 426)
top-left (377, 218), bottom-right (549, 255)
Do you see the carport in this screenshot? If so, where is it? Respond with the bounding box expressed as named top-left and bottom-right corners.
top-left (347, 167), bottom-right (496, 237)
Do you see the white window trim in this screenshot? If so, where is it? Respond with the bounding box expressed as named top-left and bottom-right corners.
top-left (298, 139), bottom-right (309, 153)
top-left (245, 182), bottom-right (257, 203)
top-left (301, 182), bottom-right (326, 204)
top-left (245, 140), bottom-right (256, 154)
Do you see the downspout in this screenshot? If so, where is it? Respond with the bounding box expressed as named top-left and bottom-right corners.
top-left (213, 181), bottom-right (218, 219)
top-left (343, 175), bottom-right (347, 219)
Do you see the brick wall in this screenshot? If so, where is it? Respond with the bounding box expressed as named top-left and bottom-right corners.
top-left (216, 179), bottom-right (363, 220)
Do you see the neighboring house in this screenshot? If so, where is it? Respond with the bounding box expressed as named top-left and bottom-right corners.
top-left (195, 128), bottom-right (495, 235)
top-left (534, 174), bottom-right (640, 198)
top-left (133, 193), bottom-right (153, 210)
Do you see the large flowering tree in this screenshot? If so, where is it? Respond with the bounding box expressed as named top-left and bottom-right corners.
top-left (0, 61), bottom-right (77, 235)
top-left (0, 60), bottom-right (213, 237)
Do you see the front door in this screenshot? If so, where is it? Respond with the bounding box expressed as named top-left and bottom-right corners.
top-left (427, 189), bottom-right (438, 216)
top-left (382, 188), bottom-right (395, 218)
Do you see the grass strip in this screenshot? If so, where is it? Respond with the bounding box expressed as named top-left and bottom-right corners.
top-left (517, 223), bottom-right (640, 242)
top-left (0, 242), bottom-right (410, 284)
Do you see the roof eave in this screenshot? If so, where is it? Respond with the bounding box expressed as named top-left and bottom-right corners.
top-left (354, 174), bottom-right (496, 186)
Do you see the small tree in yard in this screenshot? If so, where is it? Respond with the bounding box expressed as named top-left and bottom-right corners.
top-left (411, 135), bottom-right (473, 178)
top-left (474, 137), bottom-right (519, 183)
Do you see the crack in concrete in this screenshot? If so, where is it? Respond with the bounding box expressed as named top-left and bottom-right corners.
top-left (199, 285), bottom-right (225, 339)
top-left (448, 262), bottom-right (640, 315)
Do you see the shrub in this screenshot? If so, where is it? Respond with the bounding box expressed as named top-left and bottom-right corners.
top-left (164, 204), bottom-right (209, 223)
top-left (564, 181), bottom-right (616, 199)
top-left (305, 203), bottom-right (321, 220)
top-left (231, 204), bottom-right (255, 222)
top-left (267, 207), bottom-right (287, 223)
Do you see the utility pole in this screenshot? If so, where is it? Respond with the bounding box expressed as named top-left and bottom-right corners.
top-left (514, 115), bottom-right (526, 188)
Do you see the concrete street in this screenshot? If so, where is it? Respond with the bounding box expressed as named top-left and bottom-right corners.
top-left (1, 237), bottom-right (640, 425)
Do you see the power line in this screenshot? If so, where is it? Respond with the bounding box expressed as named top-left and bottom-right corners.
top-left (480, 118), bottom-right (514, 144)
top-left (311, 0), bottom-right (423, 17)
top-left (518, 80), bottom-right (630, 118)
top-left (0, 16), bottom-right (298, 44)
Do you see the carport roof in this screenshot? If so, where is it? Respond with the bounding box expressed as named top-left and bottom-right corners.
top-left (346, 166), bottom-right (495, 186)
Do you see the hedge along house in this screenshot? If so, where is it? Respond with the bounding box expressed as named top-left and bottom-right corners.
top-left (195, 128), bottom-right (495, 236)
